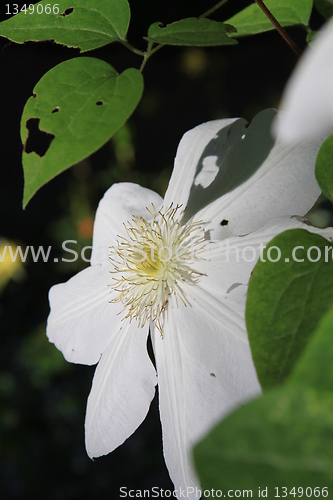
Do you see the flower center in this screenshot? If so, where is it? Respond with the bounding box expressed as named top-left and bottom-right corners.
top-left (109, 204), bottom-right (206, 333)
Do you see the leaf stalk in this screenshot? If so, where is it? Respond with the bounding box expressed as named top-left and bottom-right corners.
top-left (253, 0), bottom-right (302, 57)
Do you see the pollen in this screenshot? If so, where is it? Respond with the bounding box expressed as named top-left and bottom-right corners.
top-left (109, 204), bottom-right (207, 333)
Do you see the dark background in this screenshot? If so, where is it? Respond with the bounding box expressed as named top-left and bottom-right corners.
top-left (0, 1), bottom-right (327, 498)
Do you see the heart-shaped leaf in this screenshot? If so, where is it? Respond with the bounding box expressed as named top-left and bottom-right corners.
top-left (21, 57), bottom-right (143, 207)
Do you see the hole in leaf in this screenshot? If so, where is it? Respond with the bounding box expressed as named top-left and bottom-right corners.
top-left (32, 93), bottom-right (37, 98)
top-left (62, 7), bottom-right (74, 17)
top-left (51, 106), bottom-right (60, 114)
top-left (95, 101), bottom-right (103, 106)
top-left (24, 118), bottom-right (55, 157)
top-left (220, 219), bottom-right (229, 226)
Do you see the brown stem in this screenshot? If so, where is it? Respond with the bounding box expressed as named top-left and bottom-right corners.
top-left (254, 0), bottom-right (302, 57)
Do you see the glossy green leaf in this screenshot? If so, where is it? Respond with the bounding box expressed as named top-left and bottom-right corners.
top-left (226, 0), bottom-right (313, 38)
top-left (146, 18), bottom-right (237, 46)
top-left (0, 0), bottom-right (130, 52)
top-left (21, 57), bottom-right (143, 207)
top-left (314, 0), bottom-right (333, 19)
top-left (194, 306), bottom-right (333, 494)
top-left (315, 135), bottom-right (333, 202)
top-left (246, 228), bottom-right (333, 389)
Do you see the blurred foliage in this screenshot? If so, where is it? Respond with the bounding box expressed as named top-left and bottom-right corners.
top-left (17, 324), bottom-right (69, 389)
top-left (0, 239), bottom-right (26, 292)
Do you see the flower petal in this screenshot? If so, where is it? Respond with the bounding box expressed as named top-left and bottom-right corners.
top-left (47, 263), bottom-right (122, 365)
top-left (195, 216), bottom-right (313, 295)
top-left (198, 137), bottom-right (322, 238)
top-left (273, 21), bottom-right (333, 142)
top-left (91, 182), bottom-right (163, 265)
top-left (163, 117), bottom-right (244, 210)
top-left (164, 110), bottom-right (323, 237)
top-left (85, 322), bottom-right (157, 458)
top-left (152, 301), bottom-right (260, 498)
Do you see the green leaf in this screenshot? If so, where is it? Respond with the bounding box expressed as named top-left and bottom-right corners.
top-left (194, 306), bottom-right (333, 495)
top-left (314, 0), bottom-right (333, 19)
top-left (21, 57), bottom-right (143, 207)
top-left (316, 135), bottom-right (333, 202)
top-left (292, 305), bottom-right (333, 391)
top-left (145, 18), bottom-right (237, 46)
top-left (246, 228), bottom-right (333, 389)
top-left (194, 388), bottom-right (333, 494)
top-left (306, 29), bottom-right (319, 44)
top-left (0, 0), bottom-right (130, 52)
top-left (226, 0), bottom-right (313, 38)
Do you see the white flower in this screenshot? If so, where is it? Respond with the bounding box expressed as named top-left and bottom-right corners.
top-left (47, 109), bottom-right (324, 499)
top-left (273, 21), bottom-right (333, 141)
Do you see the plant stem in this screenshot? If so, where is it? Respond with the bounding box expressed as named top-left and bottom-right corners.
top-left (150, 44), bottom-right (164, 56)
top-left (253, 0), bottom-right (302, 57)
top-left (199, 0), bottom-right (229, 20)
top-left (121, 41), bottom-right (145, 57)
top-left (140, 41), bottom-right (154, 73)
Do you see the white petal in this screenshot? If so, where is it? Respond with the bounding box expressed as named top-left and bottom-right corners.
top-left (91, 183), bottom-right (163, 265)
top-left (164, 111), bottom-right (322, 236)
top-left (47, 263), bottom-right (122, 365)
top-left (85, 322), bottom-right (157, 458)
top-left (300, 222), bottom-right (333, 241)
top-left (273, 21), bottom-right (333, 142)
top-left (198, 138), bottom-right (322, 237)
top-left (152, 301), bottom-right (260, 498)
top-left (196, 216), bottom-right (312, 296)
top-left (163, 118), bottom-right (242, 209)
top-left (193, 217), bottom-right (333, 341)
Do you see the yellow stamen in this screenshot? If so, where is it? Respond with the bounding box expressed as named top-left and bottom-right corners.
top-left (109, 204), bottom-right (207, 334)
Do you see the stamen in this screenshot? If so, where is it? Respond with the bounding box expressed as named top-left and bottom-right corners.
top-left (109, 204), bottom-right (207, 334)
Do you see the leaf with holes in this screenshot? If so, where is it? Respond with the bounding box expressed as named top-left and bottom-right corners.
top-left (316, 135), bottom-right (333, 202)
top-left (0, 0), bottom-right (130, 52)
top-left (245, 228), bottom-right (333, 389)
top-left (145, 18), bottom-right (237, 46)
top-left (194, 305), bottom-right (333, 493)
top-left (21, 57), bottom-right (143, 207)
top-left (225, 0), bottom-right (313, 38)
